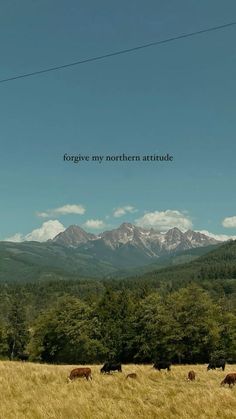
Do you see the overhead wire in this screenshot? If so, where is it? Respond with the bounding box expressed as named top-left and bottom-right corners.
top-left (0, 20), bottom-right (236, 84)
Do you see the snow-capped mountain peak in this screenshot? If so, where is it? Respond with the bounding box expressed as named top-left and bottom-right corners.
top-left (51, 224), bottom-right (220, 257)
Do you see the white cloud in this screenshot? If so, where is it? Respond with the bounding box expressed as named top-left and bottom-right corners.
top-left (36, 204), bottom-right (85, 218)
top-left (113, 205), bottom-right (137, 218)
top-left (222, 216), bottom-right (236, 228)
top-left (136, 210), bottom-right (192, 232)
top-left (198, 230), bottom-right (236, 242)
top-left (26, 220), bottom-right (65, 241)
top-left (5, 220), bottom-right (65, 243)
top-left (83, 219), bottom-right (106, 229)
top-left (36, 212), bottom-right (49, 218)
top-left (4, 233), bottom-right (24, 243)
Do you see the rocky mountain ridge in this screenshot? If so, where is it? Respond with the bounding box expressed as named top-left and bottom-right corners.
top-left (51, 223), bottom-right (220, 260)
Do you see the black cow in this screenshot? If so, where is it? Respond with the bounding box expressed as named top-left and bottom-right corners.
top-left (207, 359), bottom-right (226, 371)
top-left (100, 362), bottom-right (122, 373)
top-left (153, 361), bottom-right (171, 371)
top-left (18, 353), bottom-right (29, 362)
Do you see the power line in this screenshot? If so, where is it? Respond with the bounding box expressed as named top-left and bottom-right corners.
top-left (0, 20), bottom-right (236, 85)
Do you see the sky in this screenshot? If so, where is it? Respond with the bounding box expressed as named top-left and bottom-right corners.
top-left (1, 0), bottom-right (236, 242)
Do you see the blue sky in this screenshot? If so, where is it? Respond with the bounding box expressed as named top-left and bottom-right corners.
top-left (1, 0), bottom-right (236, 241)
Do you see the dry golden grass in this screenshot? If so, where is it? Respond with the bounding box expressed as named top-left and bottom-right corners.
top-left (0, 362), bottom-right (235, 419)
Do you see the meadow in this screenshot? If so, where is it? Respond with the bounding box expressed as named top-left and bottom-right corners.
top-left (0, 362), bottom-right (235, 419)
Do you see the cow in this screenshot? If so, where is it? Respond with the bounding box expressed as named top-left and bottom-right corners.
top-left (126, 373), bottom-right (137, 379)
top-left (68, 367), bottom-right (92, 381)
top-left (221, 373), bottom-right (236, 388)
top-left (187, 370), bottom-right (196, 381)
top-left (153, 361), bottom-right (171, 371)
top-left (100, 362), bottom-right (122, 374)
top-left (18, 353), bottom-right (29, 362)
top-left (207, 359), bottom-right (226, 371)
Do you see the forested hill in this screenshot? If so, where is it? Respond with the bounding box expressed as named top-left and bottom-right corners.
top-left (111, 239), bottom-right (236, 306)
top-left (0, 241), bottom-right (118, 282)
top-left (127, 239), bottom-right (236, 287)
top-left (0, 239), bottom-right (235, 307)
top-left (0, 240), bottom-right (217, 282)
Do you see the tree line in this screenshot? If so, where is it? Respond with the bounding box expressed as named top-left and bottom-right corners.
top-left (0, 282), bottom-right (235, 364)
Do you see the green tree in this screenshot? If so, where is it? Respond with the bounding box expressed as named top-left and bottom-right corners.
top-left (0, 321), bottom-right (8, 359)
top-left (7, 296), bottom-right (29, 360)
top-left (96, 288), bottom-right (135, 362)
top-left (130, 293), bottom-right (180, 362)
top-left (28, 296), bottom-right (106, 363)
top-left (215, 301), bottom-right (236, 362)
top-left (167, 284), bottom-right (221, 363)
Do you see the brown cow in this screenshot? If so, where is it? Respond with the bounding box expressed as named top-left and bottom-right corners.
top-left (221, 373), bottom-right (236, 388)
top-left (68, 367), bottom-right (92, 381)
top-left (126, 373), bottom-right (137, 379)
top-left (187, 370), bottom-right (196, 381)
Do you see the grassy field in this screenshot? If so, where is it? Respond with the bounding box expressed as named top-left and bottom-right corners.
top-left (0, 362), bottom-right (235, 419)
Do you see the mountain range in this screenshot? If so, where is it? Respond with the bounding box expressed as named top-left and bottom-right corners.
top-left (51, 223), bottom-right (220, 268)
top-left (0, 223), bottom-right (224, 282)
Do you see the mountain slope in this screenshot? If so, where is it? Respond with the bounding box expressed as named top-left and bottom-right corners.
top-left (51, 225), bottom-right (96, 246)
top-left (0, 240), bottom-right (220, 283)
top-left (0, 241), bottom-right (117, 282)
top-left (130, 239), bottom-right (236, 287)
top-left (51, 223), bottom-right (220, 268)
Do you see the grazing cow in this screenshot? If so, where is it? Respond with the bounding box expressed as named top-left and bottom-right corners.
top-left (207, 359), bottom-right (226, 371)
top-left (100, 362), bottom-right (122, 374)
top-left (68, 367), bottom-right (92, 381)
top-left (187, 370), bottom-right (196, 381)
top-left (153, 361), bottom-right (171, 371)
top-left (126, 373), bottom-right (137, 379)
top-left (221, 373), bottom-right (236, 388)
top-left (18, 353), bottom-right (29, 362)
